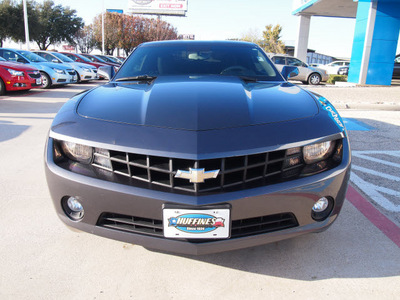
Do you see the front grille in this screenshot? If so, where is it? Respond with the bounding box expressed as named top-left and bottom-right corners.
top-left (67, 70), bottom-right (76, 76)
top-left (27, 71), bottom-right (41, 79)
top-left (97, 212), bottom-right (298, 240)
top-left (91, 147), bottom-right (305, 194)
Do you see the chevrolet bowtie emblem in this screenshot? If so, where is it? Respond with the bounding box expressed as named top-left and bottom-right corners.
top-left (175, 168), bottom-right (220, 183)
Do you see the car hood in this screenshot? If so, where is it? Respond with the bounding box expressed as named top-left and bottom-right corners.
top-left (72, 62), bottom-right (96, 69)
top-left (30, 61), bottom-right (70, 70)
top-left (0, 61), bottom-right (38, 71)
top-left (77, 76), bottom-right (319, 131)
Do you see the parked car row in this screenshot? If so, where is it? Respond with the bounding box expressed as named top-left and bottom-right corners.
top-left (0, 48), bottom-right (126, 95)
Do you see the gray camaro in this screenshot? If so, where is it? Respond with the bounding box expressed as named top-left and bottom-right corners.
top-left (45, 41), bottom-right (351, 255)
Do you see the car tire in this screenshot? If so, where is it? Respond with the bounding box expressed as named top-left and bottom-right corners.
top-left (0, 78), bottom-right (5, 95)
top-left (308, 73), bottom-right (321, 85)
top-left (40, 72), bottom-right (51, 89)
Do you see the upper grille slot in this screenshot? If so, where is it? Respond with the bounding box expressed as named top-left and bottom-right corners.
top-left (91, 147), bottom-right (305, 195)
top-left (27, 71), bottom-right (41, 79)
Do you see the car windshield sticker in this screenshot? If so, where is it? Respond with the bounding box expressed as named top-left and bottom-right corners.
top-left (319, 97), bottom-right (345, 130)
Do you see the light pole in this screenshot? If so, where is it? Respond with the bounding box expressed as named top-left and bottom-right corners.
top-left (102, 0), bottom-right (105, 54)
top-left (23, 0), bottom-right (30, 50)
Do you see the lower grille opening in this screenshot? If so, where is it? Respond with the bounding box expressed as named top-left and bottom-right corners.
top-left (97, 212), bottom-right (298, 241)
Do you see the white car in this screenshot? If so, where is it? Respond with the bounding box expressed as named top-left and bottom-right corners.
top-left (320, 61), bottom-right (350, 75)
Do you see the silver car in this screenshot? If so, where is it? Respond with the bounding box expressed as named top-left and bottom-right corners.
top-left (271, 54), bottom-right (328, 85)
top-left (0, 48), bottom-right (77, 88)
top-left (33, 51), bottom-right (98, 82)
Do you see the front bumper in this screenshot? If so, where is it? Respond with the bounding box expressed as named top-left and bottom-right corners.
top-left (5, 76), bottom-right (41, 91)
top-left (77, 69), bottom-right (98, 81)
top-left (52, 72), bottom-right (75, 85)
top-left (321, 73), bottom-right (329, 82)
top-left (45, 137), bottom-right (351, 255)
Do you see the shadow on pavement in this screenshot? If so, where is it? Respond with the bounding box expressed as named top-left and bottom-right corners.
top-left (0, 120), bottom-right (30, 142)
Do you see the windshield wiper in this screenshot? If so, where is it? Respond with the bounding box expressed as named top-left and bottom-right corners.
top-left (239, 76), bottom-right (259, 82)
top-left (115, 75), bottom-right (157, 83)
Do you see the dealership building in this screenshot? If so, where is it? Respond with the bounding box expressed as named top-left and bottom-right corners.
top-left (292, 0), bottom-right (400, 86)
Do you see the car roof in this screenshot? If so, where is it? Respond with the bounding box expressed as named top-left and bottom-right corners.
top-left (139, 40), bottom-right (256, 48)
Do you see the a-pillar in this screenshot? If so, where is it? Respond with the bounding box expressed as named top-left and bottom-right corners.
top-left (348, 0), bottom-right (400, 86)
top-left (294, 15), bottom-right (311, 63)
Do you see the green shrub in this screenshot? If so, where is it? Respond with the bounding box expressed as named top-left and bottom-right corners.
top-left (327, 75), bottom-right (348, 84)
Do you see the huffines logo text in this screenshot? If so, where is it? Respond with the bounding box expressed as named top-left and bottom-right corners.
top-left (168, 214), bottom-right (225, 233)
top-left (318, 97), bottom-right (345, 129)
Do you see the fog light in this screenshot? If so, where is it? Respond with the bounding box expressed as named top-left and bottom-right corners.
top-left (67, 197), bottom-right (83, 212)
top-left (62, 196), bottom-right (84, 221)
top-left (312, 197), bottom-right (329, 212)
top-left (311, 197), bottom-right (333, 221)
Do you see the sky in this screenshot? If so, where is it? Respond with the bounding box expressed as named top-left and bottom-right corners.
top-left (18, 0), bottom-right (400, 58)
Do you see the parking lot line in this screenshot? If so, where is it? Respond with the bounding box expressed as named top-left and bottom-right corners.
top-left (343, 118), bottom-right (374, 131)
top-left (347, 185), bottom-right (400, 248)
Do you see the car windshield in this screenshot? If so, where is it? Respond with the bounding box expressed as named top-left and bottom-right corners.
top-left (104, 56), bottom-right (121, 63)
top-left (98, 55), bottom-right (114, 63)
top-left (51, 52), bottom-right (74, 63)
top-left (75, 53), bottom-right (92, 63)
top-left (115, 42), bottom-right (283, 81)
top-left (93, 55), bottom-right (107, 63)
top-left (17, 50), bottom-right (47, 63)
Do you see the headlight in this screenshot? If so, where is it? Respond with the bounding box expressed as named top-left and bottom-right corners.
top-left (61, 141), bottom-right (93, 164)
top-left (82, 68), bottom-right (90, 72)
top-left (303, 141), bottom-right (335, 164)
top-left (6, 68), bottom-right (24, 76)
top-left (52, 68), bottom-right (66, 74)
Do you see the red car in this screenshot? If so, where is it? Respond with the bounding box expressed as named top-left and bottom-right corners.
top-left (0, 56), bottom-right (42, 95)
top-left (59, 52), bottom-right (108, 70)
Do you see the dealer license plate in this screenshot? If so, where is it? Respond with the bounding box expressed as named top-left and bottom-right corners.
top-left (163, 205), bottom-right (230, 239)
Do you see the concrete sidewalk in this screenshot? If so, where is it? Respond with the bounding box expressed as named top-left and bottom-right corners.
top-left (304, 81), bottom-right (400, 111)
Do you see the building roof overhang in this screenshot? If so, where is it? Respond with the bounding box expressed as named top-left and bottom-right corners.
top-left (292, 0), bottom-right (358, 18)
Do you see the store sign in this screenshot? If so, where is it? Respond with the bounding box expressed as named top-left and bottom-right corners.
top-left (127, 0), bottom-right (188, 16)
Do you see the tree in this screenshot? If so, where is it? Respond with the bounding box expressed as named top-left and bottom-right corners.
top-left (91, 13), bottom-right (178, 56)
top-left (92, 12), bottom-right (122, 55)
top-left (119, 15), bottom-right (147, 56)
top-left (145, 18), bottom-right (178, 42)
top-left (74, 25), bottom-right (95, 53)
top-left (11, 0), bottom-right (39, 47)
top-left (240, 28), bottom-right (261, 44)
top-left (261, 24), bottom-right (285, 54)
top-left (32, 0), bottom-right (84, 50)
top-left (0, 0), bottom-right (19, 47)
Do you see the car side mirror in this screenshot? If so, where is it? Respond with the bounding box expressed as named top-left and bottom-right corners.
top-left (52, 59), bottom-right (59, 63)
top-left (17, 58), bottom-right (27, 64)
top-left (98, 65), bottom-right (116, 80)
top-left (281, 66), bottom-right (299, 80)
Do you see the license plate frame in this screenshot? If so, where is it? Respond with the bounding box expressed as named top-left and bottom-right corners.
top-left (163, 204), bottom-right (231, 239)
